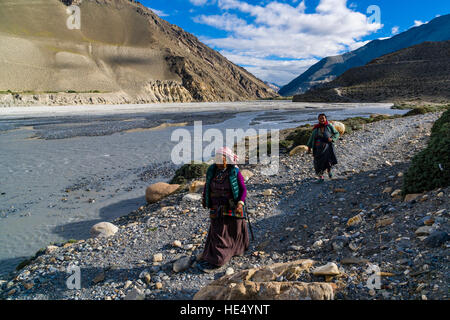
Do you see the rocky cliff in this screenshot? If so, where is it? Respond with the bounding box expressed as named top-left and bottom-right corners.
top-left (293, 41), bottom-right (450, 103)
top-left (0, 0), bottom-right (277, 106)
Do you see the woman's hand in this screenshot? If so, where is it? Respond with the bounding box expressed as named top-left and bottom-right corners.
top-left (236, 203), bottom-right (243, 215)
top-left (328, 137), bottom-right (332, 142)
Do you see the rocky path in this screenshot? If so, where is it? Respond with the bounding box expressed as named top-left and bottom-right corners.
top-left (1, 112), bottom-right (448, 300)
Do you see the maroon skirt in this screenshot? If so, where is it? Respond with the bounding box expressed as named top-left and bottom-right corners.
top-left (201, 215), bottom-right (249, 267)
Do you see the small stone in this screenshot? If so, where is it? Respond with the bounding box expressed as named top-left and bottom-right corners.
top-left (424, 231), bottom-right (449, 247)
top-left (124, 288), bottom-right (145, 300)
top-left (382, 187), bottom-right (393, 194)
top-left (312, 262), bottom-right (340, 276)
top-left (93, 272), bottom-right (105, 284)
top-left (347, 214), bottom-right (362, 227)
top-left (348, 242), bottom-right (359, 251)
top-left (7, 288), bottom-right (17, 296)
top-left (391, 189), bottom-right (402, 197)
top-left (173, 256), bottom-right (191, 273)
top-left (124, 280), bottom-right (132, 290)
top-left (312, 240), bottom-right (323, 249)
top-left (404, 194), bottom-right (422, 202)
top-left (376, 217), bottom-right (394, 228)
top-left (262, 189), bottom-right (273, 196)
top-left (437, 192), bottom-right (444, 197)
top-left (153, 253), bottom-right (163, 262)
top-left (155, 282), bottom-right (163, 290)
top-left (172, 240), bottom-right (182, 248)
top-left (415, 226), bottom-right (433, 236)
top-left (416, 283), bottom-right (426, 292)
top-left (419, 216), bottom-right (435, 226)
top-left (397, 172), bottom-right (404, 177)
top-left (183, 193), bottom-right (202, 202)
top-left (288, 245), bottom-right (303, 251)
top-left (45, 245), bottom-right (59, 254)
top-left (23, 282), bottom-right (34, 290)
top-left (225, 267), bottom-right (235, 276)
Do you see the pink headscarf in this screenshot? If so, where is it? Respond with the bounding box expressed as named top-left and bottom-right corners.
top-left (215, 146), bottom-right (238, 165)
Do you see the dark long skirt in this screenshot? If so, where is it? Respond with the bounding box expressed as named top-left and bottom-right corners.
top-left (201, 215), bottom-right (249, 267)
top-left (313, 142), bottom-right (338, 175)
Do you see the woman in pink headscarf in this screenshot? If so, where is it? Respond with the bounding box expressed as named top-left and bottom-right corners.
top-left (198, 147), bottom-right (249, 273)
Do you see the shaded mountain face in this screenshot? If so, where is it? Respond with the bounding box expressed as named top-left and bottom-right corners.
top-left (292, 41), bottom-right (450, 103)
top-left (279, 14), bottom-right (450, 97)
top-left (0, 0), bottom-right (277, 104)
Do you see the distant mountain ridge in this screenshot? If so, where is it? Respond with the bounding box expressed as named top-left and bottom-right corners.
top-left (264, 82), bottom-right (281, 92)
top-left (293, 41), bottom-right (450, 103)
top-left (0, 0), bottom-right (276, 106)
top-left (279, 14), bottom-right (450, 97)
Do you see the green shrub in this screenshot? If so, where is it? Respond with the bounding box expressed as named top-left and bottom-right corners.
top-left (16, 247), bottom-right (46, 271)
top-left (286, 125), bottom-right (312, 148)
top-left (403, 105), bottom-right (450, 117)
top-left (170, 162), bottom-right (209, 185)
top-left (279, 139), bottom-right (293, 150)
top-left (403, 109), bottom-right (450, 194)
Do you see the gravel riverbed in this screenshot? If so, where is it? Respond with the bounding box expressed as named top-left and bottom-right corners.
top-left (1, 112), bottom-right (448, 300)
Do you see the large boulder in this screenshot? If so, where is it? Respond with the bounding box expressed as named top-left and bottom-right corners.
top-left (289, 145), bottom-right (309, 156)
top-left (90, 222), bottom-right (118, 238)
top-left (240, 169), bottom-right (254, 182)
top-left (330, 121), bottom-right (345, 136)
top-left (193, 259), bottom-right (334, 300)
top-left (145, 182), bottom-right (180, 204)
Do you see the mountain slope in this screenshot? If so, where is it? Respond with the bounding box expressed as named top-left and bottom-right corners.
top-left (0, 0), bottom-right (277, 105)
top-left (292, 41), bottom-right (450, 103)
top-left (279, 14), bottom-right (450, 96)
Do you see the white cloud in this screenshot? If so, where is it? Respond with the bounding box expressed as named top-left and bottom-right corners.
top-left (391, 26), bottom-right (399, 35)
top-left (149, 7), bottom-right (169, 17)
top-left (413, 20), bottom-right (425, 27)
top-left (219, 51), bottom-right (318, 85)
top-left (193, 0), bottom-right (383, 84)
top-left (189, 0), bottom-right (215, 6)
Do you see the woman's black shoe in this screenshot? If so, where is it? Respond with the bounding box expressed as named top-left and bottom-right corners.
top-left (197, 260), bottom-right (226, 274)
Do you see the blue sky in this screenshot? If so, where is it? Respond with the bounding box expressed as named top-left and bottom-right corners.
top-left (142, 0), bottom-right (449, 85)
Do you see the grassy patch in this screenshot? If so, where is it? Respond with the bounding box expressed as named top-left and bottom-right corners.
top-left (262, 96), bottom-right (293, 101)
top-left (402, 105), bottom-right (450, 117)
top-left (170, 162), bottom-right (209, 185)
